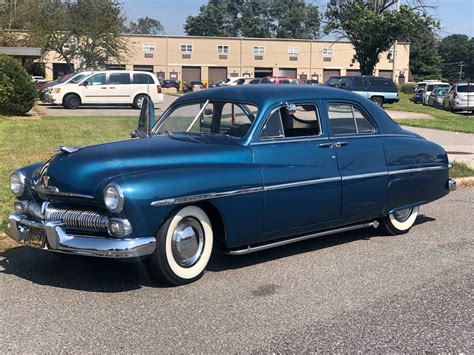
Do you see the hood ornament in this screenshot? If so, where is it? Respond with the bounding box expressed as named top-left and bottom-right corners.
top-left (53, 146), bottom-right (82, 154)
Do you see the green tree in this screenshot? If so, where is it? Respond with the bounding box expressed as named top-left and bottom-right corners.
top-left (129, 16), bottom-right (164, 35)
top-left (438, 34), bottom-right (474, 82)
top-left (0, 54), bottom-right (37, 115)
top-left (184, 0), bottom-right (320, 39)
top-left (325, 0), bottom-right (438, 75)
top-left (28, 0), bottom-right (127, 71)
top-left (409, 26), bottom-right (442, 80)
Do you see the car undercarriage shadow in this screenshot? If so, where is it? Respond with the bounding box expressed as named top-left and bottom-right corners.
top-left (0, 215), bottom-right (436, 292)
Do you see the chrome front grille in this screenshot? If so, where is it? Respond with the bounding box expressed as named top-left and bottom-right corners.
top-left (20, 201), bottom-right (109, 233)
top-left (44, 206), bottom-right (108, 232)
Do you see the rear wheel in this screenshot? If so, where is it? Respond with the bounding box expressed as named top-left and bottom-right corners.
top-left (149, 206), bottom-right (214, 285)
top-left (370, 96), bottom-right (384, 107)
top-left (63, 94), bottom-right (80, 109)
top-left (381, 206), bottom-right (419, 235)
top-left (133, 94), bottom-right (148, 109)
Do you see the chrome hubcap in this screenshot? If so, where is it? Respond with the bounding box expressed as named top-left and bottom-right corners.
top-left (137, 97), bottom-right (144, 108)
top-left (393, 208), bottom-right (413, 222)
top-left (171, 217), bottom-right (204, 267)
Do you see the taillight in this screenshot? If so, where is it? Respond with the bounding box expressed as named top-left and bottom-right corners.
top-left (453, 91), bottom-right (458, 99)
top-left (156, 85), bottom-right (161, 94)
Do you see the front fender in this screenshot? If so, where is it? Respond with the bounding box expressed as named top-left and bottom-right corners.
top-left (114, 166), bottom-right (264, 247)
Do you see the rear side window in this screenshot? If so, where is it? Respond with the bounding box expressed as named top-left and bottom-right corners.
top-left (328, 103), bottom-right (374, 135)
top-left (457, 85), bottom-right (474, 93)
top-left (108, 73), bottom-right (131, 85)
top-left (352, 77), bottom-right (366, 91)
top-left (134, 73), bottom-right (154, 84)
top-left (366, 78), bottom-right (396, 92)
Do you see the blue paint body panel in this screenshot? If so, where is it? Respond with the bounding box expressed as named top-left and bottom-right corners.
top-left (13, 85), bottom-right (451, 250)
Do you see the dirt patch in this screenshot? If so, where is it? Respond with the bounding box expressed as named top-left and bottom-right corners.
top-left (0, 232), bottom-right (19, 253)
top-left (385, 110), bottom-right (433, 120)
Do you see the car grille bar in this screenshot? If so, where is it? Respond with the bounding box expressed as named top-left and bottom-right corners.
top-left (44, 206), bottom-right (108, 232)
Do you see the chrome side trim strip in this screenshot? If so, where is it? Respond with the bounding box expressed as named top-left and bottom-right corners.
top-left (151, 186), bottom-right (264, 207)
top-left (264, 176), bottom-right (341, 191)
top-left (388, 166), bottom-right (446, 175)
top-left (225, 220), bottom-right (380, 255)
top-left (341, 171), bottom-right (388, 181)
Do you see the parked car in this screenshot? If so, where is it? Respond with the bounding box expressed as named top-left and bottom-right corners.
top-left (411, 88), bottom-right (425, 104)
top-left (222, 77), bottom-right (247, 86)
top-left (7, 85), bottom-right (455, 285)
top-left (422, 82), bottom-right (450, 105)
top-left (261, 76), bottom-right (299, 84)
top-left (414, 80), bottom-right (439, 93)
top-left (42, 71), bottom-right (94, 102)
top-left (247, 78), bottom-right (262, 84)
top-left (209, 79), bottom-right (226, 88)
top-left (303, 79), bottom-right (319, 85)
top-left (160, 79), bottom-right (179, 89)
top-left (325, 75), bottom-right (399, 106)
top-left (427, 86), bottom-right (449, 108)
top-left (443, 83), bottom-right (474, 113)
top-left (44, 71), bottom-right (164, 109)
top-left (183, 81), bottom-right (205, 92)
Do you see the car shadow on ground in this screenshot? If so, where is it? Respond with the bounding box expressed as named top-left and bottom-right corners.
top-left (0, 215), bottom-right (436, 292)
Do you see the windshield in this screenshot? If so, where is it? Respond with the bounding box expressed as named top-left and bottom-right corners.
top-left (154, 100), bottom-right (258, 139)
top-left (57, 73), bottom-right (73, 83)
top-left (70, 73), bottom-right (88, 84)
top-left (436, 88), bottom-right (448, 96)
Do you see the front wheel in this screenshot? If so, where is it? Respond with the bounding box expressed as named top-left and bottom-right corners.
top-left (149, 206), bottom-right (214, 285)
top-left (63, 94), bottom-right (80, 109)
top-left (380, 206), bottom-right (419, 235)
top-left (370, 96), bottom-right (384, 107)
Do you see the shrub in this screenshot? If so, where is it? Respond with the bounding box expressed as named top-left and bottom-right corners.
top-left (399, 82), bottom-right (416, 94)
top-left (0, 54), bottom-right (37, 116)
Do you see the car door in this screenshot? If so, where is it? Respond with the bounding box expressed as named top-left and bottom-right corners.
top-left (324, 101), bottom-right (388, 220)
top-left (79, 73), bottom-right (109, 104)
top-left (107, 72), bottom-right (132, 104)
top-left (251, 101), bottom-right (342, 241)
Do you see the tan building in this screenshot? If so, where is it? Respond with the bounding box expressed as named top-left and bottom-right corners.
top-left (43, 34), bottom-right (410, 84)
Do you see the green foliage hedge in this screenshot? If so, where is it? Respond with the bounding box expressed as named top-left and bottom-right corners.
top-left (0, 55), bottom-right (37, 116)
top-left (399, 83), bottom-right (416, 94)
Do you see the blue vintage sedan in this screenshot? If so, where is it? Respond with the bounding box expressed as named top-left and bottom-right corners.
top-left (7, 85), bottom-right (456, 285)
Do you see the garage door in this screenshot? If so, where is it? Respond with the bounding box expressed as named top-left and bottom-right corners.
top-left (182, 66), bottom-right (201, 82)
top-left (279, 68), bottom-right (297, 78)
top-left (208, 67), bottom-right (227, 84)
top-left (378, 70), bottom-right (393, 78)
top-left (254, 67), bottom-right (273, 78)
top-left (323, 69), bottom-right (340, 83)
top-left (346, 69), bottom-right (362, 76)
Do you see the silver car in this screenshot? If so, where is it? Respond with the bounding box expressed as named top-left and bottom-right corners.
top-left (443, 83), bottom-right (474, 113)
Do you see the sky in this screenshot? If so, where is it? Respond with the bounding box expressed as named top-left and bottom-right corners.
top-left (122, 0), bottom-right (474, 38)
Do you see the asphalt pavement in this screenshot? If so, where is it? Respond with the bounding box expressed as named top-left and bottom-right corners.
top-left (1, 188), bottom-right (472, 352)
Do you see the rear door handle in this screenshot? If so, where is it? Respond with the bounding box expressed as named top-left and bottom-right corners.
top-left (101, 87), bottom-right (107, 89)
top-left (318, 143), bottom-right (333, 148)
top-left (109, 87), bottom-right (115, 89)
top-left (334, 141), bottom-right (348, 148)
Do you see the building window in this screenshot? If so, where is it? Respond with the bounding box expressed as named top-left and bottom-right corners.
top-left (322, 48), bottom-right (333, 57)
top-left (218, 45), bottom-right (229, 54)
top-left (288, 47), bottom-right (299, 56)
top-left (253, 46), bottom-right (265, 54)
top-left (143, 43), bottom-right (155, 52)
top-left (181, 44), bottom-right (193, 53)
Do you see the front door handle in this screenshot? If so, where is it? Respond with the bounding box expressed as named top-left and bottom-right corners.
top-left (318, 143), bottom-right (333, 148)
top-left (334, 141), bottom-right (348, 148)
top-left (109, 87), bottom-right (115, 89)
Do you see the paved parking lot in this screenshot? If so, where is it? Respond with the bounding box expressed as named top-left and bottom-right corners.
top-left (1, 188), bottom-right (472, 352)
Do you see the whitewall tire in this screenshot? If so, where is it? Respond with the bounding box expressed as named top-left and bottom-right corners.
top-left (149, 206), bottom-right (213, 285)
top-left (381, 206), bottom-right (419, 235)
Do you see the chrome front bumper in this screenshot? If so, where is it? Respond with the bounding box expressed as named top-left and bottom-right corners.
top-left (448, 179), bottom-right (457, 191)
top-left (6, 213), bottom-right (156, 258)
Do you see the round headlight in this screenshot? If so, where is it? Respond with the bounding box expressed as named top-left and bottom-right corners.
top-left (103, 183), bottom-right (124, 213)
top-left (10, 172), bottom-right (25, 197)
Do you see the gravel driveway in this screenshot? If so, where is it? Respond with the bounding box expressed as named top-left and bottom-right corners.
top-left (1, 188), bottom-right (472, 352)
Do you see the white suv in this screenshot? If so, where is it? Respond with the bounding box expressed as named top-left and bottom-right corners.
top-left (47, 71), bottom-right (164, 109)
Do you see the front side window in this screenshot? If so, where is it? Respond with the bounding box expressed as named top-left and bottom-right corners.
top-left (86, 73), bottom-right (106, 86)
top-left (155, 101), bottom-right (258, 139)
top-left (108, 73), bottom-right (131, 85)
top-left (261, 104), bottom-right (321, 139)
top-left (181, 44), bottom-right (193, 53)
top-left (328, 103), bottom-right (374, 135)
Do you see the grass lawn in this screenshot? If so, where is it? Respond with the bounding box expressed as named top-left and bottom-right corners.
top-left (0, 115), bottom-right (136, 234)
top-left (385, 93), bottom-right (474, 134)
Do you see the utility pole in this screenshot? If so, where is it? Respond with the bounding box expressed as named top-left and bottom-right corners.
top-left (459, 61), bottom-right (464, 82)
top-left (391, 0), bottom-right (400, 83)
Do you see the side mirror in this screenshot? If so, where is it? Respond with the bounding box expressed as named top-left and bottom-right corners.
top-left (132, 97), bottom-right (155, 138)
top-left (82, 80), bottom-right (89, 87)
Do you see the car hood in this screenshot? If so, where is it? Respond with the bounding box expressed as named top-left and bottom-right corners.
top-left (41, 135), bottom-right (250, 199)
